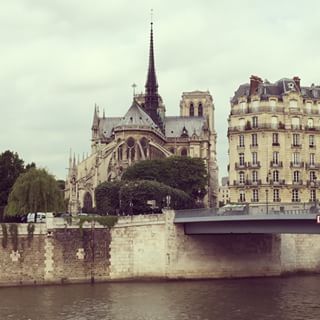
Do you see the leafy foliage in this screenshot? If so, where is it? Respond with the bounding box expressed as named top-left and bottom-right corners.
top-left (0, 150), bottom-right (36, 220)
top-left (78, 215), bottom-right (118, 229)
top-left (122, 156), bottom-right (208, 199)
top-left (95, 180), bottom-right (194, 215)
top-left (1, 223), bottom-right (8, 248)
top-left (5, 168), bottom-right (64, 217)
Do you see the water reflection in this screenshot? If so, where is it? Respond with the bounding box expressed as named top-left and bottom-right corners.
top-left (0, 276), bottom-right (319, 320)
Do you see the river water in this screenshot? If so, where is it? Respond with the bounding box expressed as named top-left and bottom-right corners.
top-left (0, 276), bottom-right (319, 320)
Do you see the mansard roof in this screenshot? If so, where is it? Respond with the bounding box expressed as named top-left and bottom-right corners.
top-left (231, 76), bottom-right (320, 104)
top-left (165, 116), bottom-right (207, 138)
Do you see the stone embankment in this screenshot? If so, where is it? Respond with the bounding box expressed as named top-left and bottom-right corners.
top-left (0, 211), bottom-right (319, 286)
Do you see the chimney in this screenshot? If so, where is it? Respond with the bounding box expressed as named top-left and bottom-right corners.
top-left (249, 75), bottom-right (263, 96)
top-left (293, 76), bottom-right (301, 91)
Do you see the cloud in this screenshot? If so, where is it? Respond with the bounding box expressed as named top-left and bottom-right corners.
top-left (1, 0), bottom-right (320, 181)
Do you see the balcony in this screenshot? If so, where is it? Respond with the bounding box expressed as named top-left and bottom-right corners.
top-left (309, 144), bottom-right (316, 149)
top-left (306, 180), bottom-right (319, 187)
top-left (272, 142), bottom-right (280, 146)
top-left (291, 144), bottom-right (302, 149)
top-left (305, 163), bottom-right (320, 169)
top-left (235, 162), bottom-right (247, 169)
top-left (228, 123), bottom-right (286, 133)
top-left (269, 179), bottom-right (286, 186)
top-left (270, 161), bottom-right (283, 168)
top-left (247, 161), bottom-right (261, 169)
top-left (246, 179), bottom-right (262, 186)
top-left (290, 161), bottom-right (304, 168)
top-left (291, 125), bottom-right (303, 130)
top-left (250, 144), bottom-right (259, 148)
top-left (292, 180), bottom-right (304, 186)
top-left (233, 180), bottom-right (245, 186)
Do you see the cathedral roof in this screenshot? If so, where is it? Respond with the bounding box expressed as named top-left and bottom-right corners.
top-left (99, 117), bottom-right (122, 138)
top-left (116, 100), bottom-right (161, 130)
top-left (165, 116), bottom-right (207, 138)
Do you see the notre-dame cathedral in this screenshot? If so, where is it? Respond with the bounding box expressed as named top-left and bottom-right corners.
top-left (65, 22), bottom-right (218, 213)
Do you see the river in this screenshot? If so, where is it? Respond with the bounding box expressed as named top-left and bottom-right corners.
top-left (0, 275), bottom-right (319, 320)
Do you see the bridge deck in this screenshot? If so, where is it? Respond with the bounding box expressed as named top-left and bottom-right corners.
top-left (174, 209), bottom-right (320, 234)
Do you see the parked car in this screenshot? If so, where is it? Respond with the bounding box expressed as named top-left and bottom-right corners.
top-left (27, 212), bottom-right (47, 223)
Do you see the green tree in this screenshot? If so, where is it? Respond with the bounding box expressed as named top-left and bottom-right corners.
top-left (95, 180), bottom-right (194, 215)
top-left (122, 156), bottom-right (208, 199)
top-left (5, 168), bottom-right (64, 218)
top-left (0, 151), bottom-right (25, 219)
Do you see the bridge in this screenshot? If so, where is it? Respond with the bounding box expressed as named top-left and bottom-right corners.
top-left (174, 209), bottom-right (320, 234)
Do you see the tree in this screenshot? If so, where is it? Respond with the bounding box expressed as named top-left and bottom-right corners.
top-left (0, 151), bottom-right (25, 219)
top-left (122, 156), bottom-right (208, 200)
top-left (5, 168), bottom-right (64, 218)
top-left (95, 180), bottom-right (194, 215)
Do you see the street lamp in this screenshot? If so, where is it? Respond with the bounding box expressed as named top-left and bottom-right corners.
top-left (266, 170), bottom-right (271, 214)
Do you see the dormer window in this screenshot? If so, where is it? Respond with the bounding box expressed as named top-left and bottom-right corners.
top-left (181, 126), bottom-right (189, 138)
top-left (289, 99), bottom-right (298, 109)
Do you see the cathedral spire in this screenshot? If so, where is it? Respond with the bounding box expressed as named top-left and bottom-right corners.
top-left (144, 15), bottom-right (164, 133)
top-left (145, 19), bottom-right (158, 94)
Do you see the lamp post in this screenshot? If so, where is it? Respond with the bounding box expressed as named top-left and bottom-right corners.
top-left (266, 189), bottom-right (269, 215)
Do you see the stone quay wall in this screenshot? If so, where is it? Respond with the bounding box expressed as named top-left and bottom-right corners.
top-left (0, 211), bottom-right (320, 286)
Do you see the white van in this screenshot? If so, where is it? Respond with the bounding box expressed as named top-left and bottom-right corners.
top-left (27, 212), bottom-right (47, 223)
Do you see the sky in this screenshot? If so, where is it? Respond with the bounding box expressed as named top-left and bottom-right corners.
top-left (1, 0), bottom-right (320, 181)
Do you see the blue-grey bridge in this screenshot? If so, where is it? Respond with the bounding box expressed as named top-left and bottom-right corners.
top-left (174, 209), bottom-right (320, 234)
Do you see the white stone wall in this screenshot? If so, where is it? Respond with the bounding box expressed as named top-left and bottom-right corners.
top-left (109, 211), bottom-right (284, 280)
top-left (281, 234), bottom-right (320, 274)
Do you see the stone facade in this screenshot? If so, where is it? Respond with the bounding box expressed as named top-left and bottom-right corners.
top-left (228, 76), bottom-right (320, 206)
top-left (1, 212), bottom-right (320, 286)
top-left (65, 24), bottom-right (218, 213)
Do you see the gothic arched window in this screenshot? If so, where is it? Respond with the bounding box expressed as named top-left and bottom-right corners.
top-left (181, 148), bottom-right (188, 156)
top-left (83, 192), bottom-right (93, 213)
top-left (126, 137), bottom-right (135, 161)
top-left (198, 103), bottom-right (203, 116)
top-left (190, 103), bottom-right (194, 116)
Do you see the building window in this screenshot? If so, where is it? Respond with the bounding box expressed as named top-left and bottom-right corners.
top-left (239, 153), bottom-right (245, 165)
top-left (292, 134), bottom-right (300, 146)
top-left (239, 190), bottom-right (246, 202)
top-left (240, 102), bottom-right (247, 112)
top-left (306, 102), bottom-right (312, 114)
top-left (252, 171), bottom-right (258, 183)
top-left (311, 189), bottom-right (316, 202)
top-left (270, 99), bottom-right (276, 109)
top-left (252, 100), bottom-right (259, 111)
top-left (307, 118), bottom-right (314, 129)
top-left (271, 116), bottom-right (278, 128)
top-left (252, 189), bottom-right (259, 202)
top-left (189, 103), bottom-right (194, 116)
top-left (309, 135), bottom-right (315, 147)
top-left (252, 116), bottom-right (258, 128)
top-left (239, 118), bottom-right (245, 129)
top-left (273, 189), bottom-right (280, 202)
top-left (290, 100), bottom-right (298, 109)
top-left (239, 135), bottom-right (244, 147)
top-left (252, 152), bottom-right (258, 165)
top-left (293, 171), bottom-right (300, 183)
top-left (291, 117), bottom-right (300, 129)
top-left (252, 134), bottom-right (258, 146)
top-left (310, 153), bottom-right (315, 165)
top-left (273, 170), bottom-right (279, 182)
top-left (310, 171), bottom-right (317, 181)
top-left (292, 189), bottom-right (300, 202)
top-left (198, 103), bottom-right (203, 116)
top-left (181, 148), bottom-right (188, 156)
top-left (292, 152), bottom-right (300, 165)
top-left (239, 171), bottom-right (245, 184)
top-left (273, 151), bottom-right (279, 164)
top-left (272, 133), bottom-right (279, 145)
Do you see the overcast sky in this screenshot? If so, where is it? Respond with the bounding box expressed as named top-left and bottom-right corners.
top-left (1, 0), bottom-right (320, 181)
